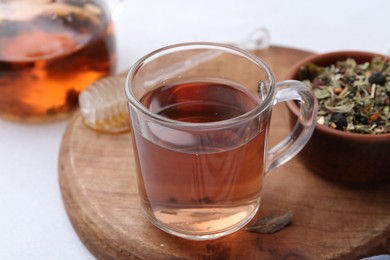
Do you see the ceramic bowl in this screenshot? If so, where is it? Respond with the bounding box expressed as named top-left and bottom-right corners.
top-left (285, 51), bottom-right (390, 183)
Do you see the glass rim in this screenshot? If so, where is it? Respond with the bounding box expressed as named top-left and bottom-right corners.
top-left (124, 42), bottom-right (275, 129)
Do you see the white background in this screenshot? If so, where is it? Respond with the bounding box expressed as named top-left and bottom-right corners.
top-left (1, 0), bottom-right (389, 259)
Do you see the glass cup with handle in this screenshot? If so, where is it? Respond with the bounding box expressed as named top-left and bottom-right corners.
top-left (125, 42), bottom-right (317, 240)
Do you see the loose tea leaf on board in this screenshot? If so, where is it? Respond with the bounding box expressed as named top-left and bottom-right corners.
top-left (298, 56), bottom-right (390, 134)
top-left (245, 211), bottom-right (293, 234)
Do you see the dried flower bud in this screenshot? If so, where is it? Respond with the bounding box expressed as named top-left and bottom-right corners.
top-left (354, 114), bottom-right (369, 125)
top-left (334, 87), bottom-right (343, 94)
top-left (330, 113), bottom-right (347, 129)
top-left (368, 72), bottom-right (386, 85)
top-left (369, 112), bottom-right (380, 122)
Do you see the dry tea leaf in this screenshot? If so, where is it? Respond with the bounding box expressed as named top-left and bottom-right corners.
top-left (245, 211), bottom-right (293, 234)
top-left (299, 57), bottom-right (390, 134)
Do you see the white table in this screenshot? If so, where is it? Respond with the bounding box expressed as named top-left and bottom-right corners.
top-left (1, 0), bottom-right (389, 259)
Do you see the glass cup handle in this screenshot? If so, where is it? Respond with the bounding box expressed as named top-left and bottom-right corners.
top-left (265, 80), bottom-right (318, 174)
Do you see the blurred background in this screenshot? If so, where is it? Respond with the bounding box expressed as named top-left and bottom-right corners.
top-left (113, 0), bottom-right (390, 72)
top-left (0, 0), bottom-right (389, 259)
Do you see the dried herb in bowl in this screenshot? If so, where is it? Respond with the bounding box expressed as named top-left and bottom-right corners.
top-left (298, 57), bottom-right (390, 134)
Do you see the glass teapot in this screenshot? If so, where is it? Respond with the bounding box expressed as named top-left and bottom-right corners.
top-left (0, 0), bottom-right (123, 121)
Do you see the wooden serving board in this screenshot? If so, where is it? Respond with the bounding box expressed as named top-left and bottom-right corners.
top-left (58, 46), bottom-right (390, 259)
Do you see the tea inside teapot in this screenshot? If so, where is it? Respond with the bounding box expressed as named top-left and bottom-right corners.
top-left (0, 0), bottom-right (117, 121)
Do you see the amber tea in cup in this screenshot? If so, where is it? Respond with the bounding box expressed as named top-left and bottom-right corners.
top-left (125, 43), bottom-right (317, 240)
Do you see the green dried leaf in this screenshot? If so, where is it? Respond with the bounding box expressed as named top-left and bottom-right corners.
top-left (298, 63), bottom-right (324, 81)
top-left (245, 211), bottom-right (293, 234)
top-left (313, 88), bottom-right (331, 100)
